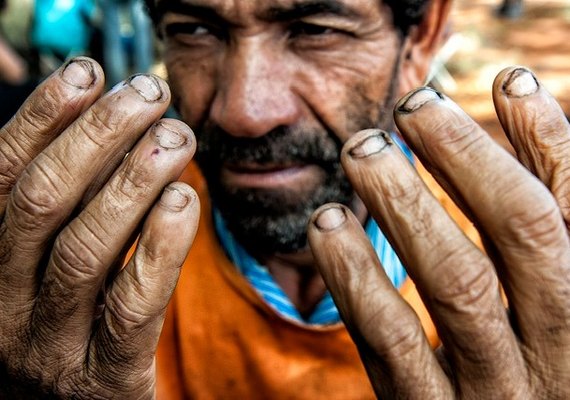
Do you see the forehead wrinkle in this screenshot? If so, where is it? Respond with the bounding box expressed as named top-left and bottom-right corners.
top-left (259, 0), bottom-right (363, 22)
top-left (156, 0), bottom-right (375, 25)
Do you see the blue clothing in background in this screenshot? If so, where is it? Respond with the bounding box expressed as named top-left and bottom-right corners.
top-left (32, 0), bottom-right (96, 58)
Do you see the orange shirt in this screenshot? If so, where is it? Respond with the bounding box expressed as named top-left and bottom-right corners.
top-left (155, 161), bottom-right (479, 399)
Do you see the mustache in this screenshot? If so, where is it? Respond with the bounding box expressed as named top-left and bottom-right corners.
top-left (195, 125), bottom-right (343, 168)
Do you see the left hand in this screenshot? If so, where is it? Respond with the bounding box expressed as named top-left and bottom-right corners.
top-left (308, 66), bottom-right (570, 399)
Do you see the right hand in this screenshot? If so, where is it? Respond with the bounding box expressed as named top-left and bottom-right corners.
top-left (0, 57), bottom-right (200, 398)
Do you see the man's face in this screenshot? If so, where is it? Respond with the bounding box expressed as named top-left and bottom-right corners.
top-left (156, 0), bottom-right (404, 255)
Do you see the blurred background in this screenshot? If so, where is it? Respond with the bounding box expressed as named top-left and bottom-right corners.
top-left (443, 0), bottom-right (570, 151)
top-left (0, 0), bottom-right (569, 149)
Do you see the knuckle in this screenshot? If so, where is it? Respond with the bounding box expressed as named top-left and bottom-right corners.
top-left (351, 297), bottom-right (426, 363)
top-left (372, 318), bottom-right (426, 362)
top-left (431, 247), bottom-right (497, 313)
top-left (95, 192), bottom-right (133, 231)
top-left (94, 165), bottom-right (155, 224)
top-left (51, 222), bottom-right (107, 281)
top-left (75, 110), bottom-right (121, 150)
top-left (501, 191), bottom-right (565, 249)
top-left (109, 157), bottom-right (155, 201)
top-left (381, 178), bottom-right (437, 238)
top-left (17, 89), bottom-right (62, 131)
top-left (137, 240), bottom-right (166, 267)
top-left (9, 166), bottom-right (65, 228)
top-left (0, 167), bottom-right (17, 191)
top-left (104, 292), bottom-right (151, 342)
top-left (424, 116), bottom-right (485, 159)
top-left (382, 173), bottom-right (423, 209)
top-left (128, 244), bottom-right (178, 306)
top-left (533, 108), bottom-right (570, 148)
top-left (0, 139), bottom-right (33, 189)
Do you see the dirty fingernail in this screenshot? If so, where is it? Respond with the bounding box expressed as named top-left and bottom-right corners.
top-left (160, 186), bottom-right (190, 212)
top-left (127, 74), bottom-right (164, 102)
top-left (153, 121), bottom-right (189, 149)
top-left (61, 59), bottom-right (96, 89)
top-left (349, 130), bottom-right (392, 158)
top-left (397, 87), bottom-right (443, 113)
top-left (503, 68), bottom-right (539, 98)
top-left (314, 206), bottom-right (347, 231)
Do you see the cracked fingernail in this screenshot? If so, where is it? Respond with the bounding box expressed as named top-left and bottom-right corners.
top-left (61, 59), bottom-right (96, 89)
top-left (153, 121), bottom-right (189, 149)
top-left (397, 87), bottom-right (443, 113)
top-left (314, 205), bottom-right (347, 231)
top-left (127, 74), bottom-right (164, 102)
top-left (160, 186), bottom-right (190, 212)
top-left (503, 68), bottom-right (538, 98)
top-left (349, 130), bottom-right (392, 158)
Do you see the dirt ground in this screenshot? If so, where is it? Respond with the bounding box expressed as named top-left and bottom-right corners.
top-left (442, 0), bottom-right (570, 151)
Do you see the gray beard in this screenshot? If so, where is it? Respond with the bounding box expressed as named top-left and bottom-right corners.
top-left (195, 126), bottom-right (353, 255)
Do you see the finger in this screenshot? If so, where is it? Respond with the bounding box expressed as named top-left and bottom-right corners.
top-left (394, 88), bottom-right (570, 369)
top-left (0, 74), bottom-right (170, 314)
top-left (30, 120), bottom-right (195, 355)
top-left (340, 129), bottom-right (527, 398)
top-left (89, 182), bottom-right (199, 397)
top-left (0, 57), bottom-right (105, 215)
top-left (493, 66), bottom-right (570, 228)
top-left (308, 204), bottom-right (453, 399)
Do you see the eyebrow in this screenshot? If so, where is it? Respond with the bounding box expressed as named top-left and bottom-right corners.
top-left (261, 0), bottom-right (360, 22)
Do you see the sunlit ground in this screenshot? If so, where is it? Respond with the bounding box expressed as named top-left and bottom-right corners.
top-left (444, 0), bottom-right (570, 151)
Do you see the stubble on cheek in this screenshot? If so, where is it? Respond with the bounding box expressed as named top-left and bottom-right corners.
top-left (342, 75), bottom-right (400, 139)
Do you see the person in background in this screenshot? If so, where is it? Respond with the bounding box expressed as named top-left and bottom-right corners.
top-left (0, 0), bottom-right (568, 398)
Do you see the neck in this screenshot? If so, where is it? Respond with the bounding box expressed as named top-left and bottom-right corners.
top-left (259, 249), bottom-right (325, 318)
top-left (256, 197), bottom-right (368, 317)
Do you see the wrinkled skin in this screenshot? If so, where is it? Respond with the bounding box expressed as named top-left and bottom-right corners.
top-left (0, 63), bottom-right (200, 398)
top-left (0, 0), bottom-right (568, 399)
top-left (308, 69), bottom-right (570, 399)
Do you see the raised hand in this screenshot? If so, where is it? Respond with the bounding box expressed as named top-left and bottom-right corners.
top-left (0, 58), bottom-right (200, 398)
top-left (308, 67), bottom-right (570, 399)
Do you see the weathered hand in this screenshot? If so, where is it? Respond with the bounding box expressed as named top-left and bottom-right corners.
top-left (308, 67), bottom-right (570, 399)
top-left (0, 58), bottom-right (200, 398)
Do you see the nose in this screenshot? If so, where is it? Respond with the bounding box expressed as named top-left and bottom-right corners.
top-left (209, 39), bottom-right (301, 138)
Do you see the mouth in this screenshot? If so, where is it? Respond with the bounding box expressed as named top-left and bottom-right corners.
top-left (221, 163), bottom-right (322, 189)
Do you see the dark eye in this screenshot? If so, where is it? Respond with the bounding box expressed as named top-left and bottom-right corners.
top-left (289, 22), bottom-right (336, 38)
